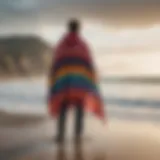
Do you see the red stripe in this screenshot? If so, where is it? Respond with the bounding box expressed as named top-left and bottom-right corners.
top-left (48, 88), bottom-right (104, 119)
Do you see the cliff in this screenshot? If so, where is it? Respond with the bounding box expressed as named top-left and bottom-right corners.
top-left (0, 36), bottom-right (52, 77)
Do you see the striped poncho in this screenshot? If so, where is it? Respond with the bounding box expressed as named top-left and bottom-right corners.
top-left (48, 33), bottom-right (105, 120)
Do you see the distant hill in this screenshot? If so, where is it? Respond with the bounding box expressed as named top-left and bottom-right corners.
top-left (0, 36), bottom-right (52, 77)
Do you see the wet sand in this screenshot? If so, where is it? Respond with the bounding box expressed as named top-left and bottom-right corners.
top-left (0, 110), bottom-right (160, 160)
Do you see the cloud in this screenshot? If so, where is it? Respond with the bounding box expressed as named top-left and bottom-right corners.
top-left (0, 0), bottom-right (160, 30)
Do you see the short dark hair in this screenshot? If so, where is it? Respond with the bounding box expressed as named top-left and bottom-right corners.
top-left (68, 19), bottom-right (80, 32)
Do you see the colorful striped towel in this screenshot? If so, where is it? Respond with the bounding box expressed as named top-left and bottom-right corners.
top-left (48, 33), bottom-right (105, 120)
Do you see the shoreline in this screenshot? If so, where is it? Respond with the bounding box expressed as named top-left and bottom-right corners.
top-left (0, 75), bottom-right (46, 83)
top-left (1, 75), bottom-right (160, 83)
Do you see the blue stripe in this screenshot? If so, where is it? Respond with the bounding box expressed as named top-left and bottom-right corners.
top-left (50, 74), bottom-right (98, 94)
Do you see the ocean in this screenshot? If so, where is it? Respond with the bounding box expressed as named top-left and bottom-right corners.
top-left (0, 77), bottom-right (160, 122)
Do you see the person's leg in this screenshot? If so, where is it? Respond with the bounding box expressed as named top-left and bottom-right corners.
top-left (56, 100), bottom-right (68, 142)
top-left (75, 101), bottom-right (84, 139)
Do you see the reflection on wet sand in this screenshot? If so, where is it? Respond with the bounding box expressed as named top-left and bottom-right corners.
top-left (74, 143), bottom-right (84, 160)
top-left (56, 145), bottom-right (66, 160)
top-left (56, 142), bottom-right (107, 160)
top-left (1, 111), bottom-right (160, 160)
top-left (56, 143), bottom-right (85, 160)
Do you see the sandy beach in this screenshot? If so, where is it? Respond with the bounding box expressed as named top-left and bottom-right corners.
top-left (0, 110), bottom-right (160, 160)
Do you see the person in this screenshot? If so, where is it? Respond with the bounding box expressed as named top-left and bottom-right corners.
top-left (48, 19), bottom-right (105, 143)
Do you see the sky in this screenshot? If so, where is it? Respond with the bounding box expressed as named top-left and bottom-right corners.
top-left (0, 0), bottom-right (160, 54)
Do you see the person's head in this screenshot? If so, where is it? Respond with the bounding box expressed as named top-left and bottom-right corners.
top-left (68, 19), bottom-right (80, 33)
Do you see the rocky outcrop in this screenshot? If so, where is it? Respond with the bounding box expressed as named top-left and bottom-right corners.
top-left (0, 36), bottom-right (52, 77)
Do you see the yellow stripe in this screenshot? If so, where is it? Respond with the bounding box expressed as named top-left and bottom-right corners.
top-left (49, 66), bottom-right (96, 86)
